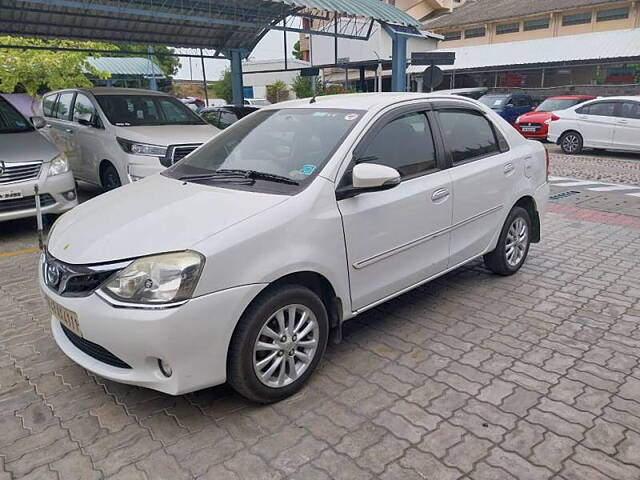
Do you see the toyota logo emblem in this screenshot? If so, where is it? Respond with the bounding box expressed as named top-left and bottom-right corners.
top-left (0, 161), bottom-right (5, 176)
top-left (46, 263), bottom-right (61, 287)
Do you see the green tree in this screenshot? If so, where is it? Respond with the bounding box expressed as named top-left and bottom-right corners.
top-left (211, 69), bottom-right (233, 104)
top-left (115, 44), bottom-right (181, 77)
top-left (291, 75), bottom-right (320, 99)
top-left (292, 40), bottom-right (303, 61)
top-left (266, 80), bottom-right (289, 104)
top-left (0, 36), bottom-right (114, 95)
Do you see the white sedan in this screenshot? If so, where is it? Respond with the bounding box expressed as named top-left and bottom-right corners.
top-left (547, 96), bottom-right (640, 154)
top-left (41, 93), bottom-right (549, 403)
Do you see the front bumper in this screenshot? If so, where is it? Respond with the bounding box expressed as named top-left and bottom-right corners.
top-left (0, 170), bottom-right (77, 223)
top-left (126, 156), bottom-right (166, 182)
top-left (40, 264), bottom-right (266, 395)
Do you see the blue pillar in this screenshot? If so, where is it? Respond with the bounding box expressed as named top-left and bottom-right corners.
top-left (390, 34), bottom-right (407, 92)
top-left (148, 46), bottom-right (158, 91)
top-left (230, 49), bottom-right (245, 106)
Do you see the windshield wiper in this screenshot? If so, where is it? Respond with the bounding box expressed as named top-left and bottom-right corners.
top-left (177, 169), bottom-right (299, 186)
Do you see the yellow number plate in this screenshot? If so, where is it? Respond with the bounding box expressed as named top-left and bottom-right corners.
top-left (46, 296), bottom-right (81, 337)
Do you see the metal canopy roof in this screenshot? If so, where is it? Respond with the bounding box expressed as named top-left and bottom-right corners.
top-left (1, 0), bottom-right (420, 53)
top-left (86, 57), bottom-right (165, 78)
top-left (407, 28), bottom-right (640, 74)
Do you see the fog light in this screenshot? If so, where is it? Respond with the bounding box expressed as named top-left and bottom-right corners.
top-left (158, 359), bottom-right (173, 377)
top-left (62, 190), bottom-right (77, 201)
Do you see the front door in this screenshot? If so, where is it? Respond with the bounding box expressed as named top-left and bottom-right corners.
top-left (434, 106), bottom-right (515, 266)
top-left (613, 101), bottom-right (640, 152)
top-left (70, 93), bottom-right (104, 183)
top-left (338, 109), bottom-right (453, 311)
top-left (576, 101), bottom-right (619, 148)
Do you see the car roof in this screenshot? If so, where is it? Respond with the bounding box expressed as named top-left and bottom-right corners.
top-left (583, 96), bottom-right (640, 102)
top-left (261, 92), bottom-right (482, 112)
top-left (546, 95), bottom-right (596, 100)
top-left (45, 87), bottom-right (170, 97)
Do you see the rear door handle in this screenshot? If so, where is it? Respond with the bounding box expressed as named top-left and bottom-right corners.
top-left (617, 119), bottom-right (629, 124)
top-left (504, 163), bottom-right (515, 174)
top-left (431, 188), bottom-right (450, 202)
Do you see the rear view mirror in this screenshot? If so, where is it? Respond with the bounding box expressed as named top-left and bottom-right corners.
top-left (31, 116), bottom-right (46, 129)
top-left (77, 118), bottom-right (92, 127)
top-left (506, 103), bottom-right (515, 109)
top-left (352, 163), bottom-right (401, 190)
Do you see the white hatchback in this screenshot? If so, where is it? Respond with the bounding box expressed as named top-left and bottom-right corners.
top-left (40, 88), bottom-right (219, 189)
top-left (547, 96), bottom-right (640, 154)
top-left (41, 93), bottom-right (549, 403)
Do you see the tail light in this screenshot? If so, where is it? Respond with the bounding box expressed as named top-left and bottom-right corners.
top-left (545, 149), bottom-right (550, 181)
top-left (545, 114), bottom-right (560, 125)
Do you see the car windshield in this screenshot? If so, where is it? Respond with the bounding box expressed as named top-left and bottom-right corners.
top-left (165, 108), bottom-right (364, 192)
top-left (95, 94), bottom-right (206, 127)
top-left (478, 95), bottom-right (508, 109)
top-left (0, 98), bottom-right (33, 134)
top-left (536, 98), bottom-right (585, 112)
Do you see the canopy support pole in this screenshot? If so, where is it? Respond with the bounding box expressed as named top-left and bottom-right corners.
top-left (381, 23), bottom-right (408, 92)
top-left (230, 49), bottom-right (245, 106)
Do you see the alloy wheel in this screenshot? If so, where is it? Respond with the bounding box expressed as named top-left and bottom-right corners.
top-left (562, 134), bottom-right (580, 153)
top-left (253, 304), bottom-right (319, 388)
top-left (505, 217), bottom-right (528, 267)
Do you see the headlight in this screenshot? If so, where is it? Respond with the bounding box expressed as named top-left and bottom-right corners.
top-left (48, 154), bottom-right (69, 176)
top-left (515, 116), bottom-right (523, 124)
top-left (117, 137), bottom-right (167, 157)
top-left (101, 251), bottom-right (205, 305)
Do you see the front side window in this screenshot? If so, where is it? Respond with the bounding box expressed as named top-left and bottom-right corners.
top-left (72, 94), bottom-right (97, 124)
top-left (356, 112), bottom-right (437, 179)
top-left (0, 98), bottom-right (33, 134)
top-left (55, 93), bottom-right (75, 121)
top-left (43, 95), bottom-right (58, 118)
top-left (219, 110), bottom-right (238, 129)
top-left (621, 102), bottom-right (640, 120)
top-left (165, 108), bottom-right (364, 193)
top-left (438, 109), bottom-right (500, 164)
top-left (95, 95), bottom-right (206, 127)
top-left (578, 102), bottom-right (618, 117)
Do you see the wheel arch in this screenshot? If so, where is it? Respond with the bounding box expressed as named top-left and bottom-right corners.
top-left (513, 195), bottom-right (540, 243)
top-left (557, 129), bottom-right (582, 146)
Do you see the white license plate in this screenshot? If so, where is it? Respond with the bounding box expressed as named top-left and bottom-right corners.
top-left (0, 189), bottom-right (22, 201)
top-left (46, 296), bottom-right (82, 337)
top-left (521, 127), bottom-right (537, 132)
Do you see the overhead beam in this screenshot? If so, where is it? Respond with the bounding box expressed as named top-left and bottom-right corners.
top-left (0, 44), bottom-right (227, 59)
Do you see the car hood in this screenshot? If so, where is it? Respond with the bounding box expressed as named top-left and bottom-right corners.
top-left (112, 124), bottom-right (219, 147)
top-left (47, 174), bottom-right (288, 264)
top-left (0, 130), bottom-right (59, 162)
top-left (517, 111), bottom-right (552, 123)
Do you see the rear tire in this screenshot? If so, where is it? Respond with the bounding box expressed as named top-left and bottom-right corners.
top-left (559, 131), bottom-right (583, 154)
top-left (227, 285), bottom-right (329, 404)
top-left (100, 162), bottom-right (121, 191)
top-left (484, 207), bottom-right (532, 276)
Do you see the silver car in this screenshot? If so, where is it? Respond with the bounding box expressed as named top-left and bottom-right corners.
top-left (0, 96), bottom-right (77, 223)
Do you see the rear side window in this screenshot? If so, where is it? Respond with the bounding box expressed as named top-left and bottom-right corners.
top-left (577, 102), bottom-right (618, 117)
top-left (513, 96), bottom-right (531, 107)
top-left (621, 102), bottom-right (640, 119)
top-left (55, 93), bottom-right (75, 120)
top-left (43, 95), bottom-right (58, 118)
top-left (357, 112), bottom-right (437, 179)
top-left (438, 109), bottom-right (500, 164)
top-left (219, 110), bottom-right (238, 129)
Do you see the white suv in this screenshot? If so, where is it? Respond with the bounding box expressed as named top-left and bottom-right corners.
top-left (547, 96), bottom-right (640, 154)
top-left (41, 93), bottom-right (549, 403)
top-left (40, 88), bottom-right (219, 189)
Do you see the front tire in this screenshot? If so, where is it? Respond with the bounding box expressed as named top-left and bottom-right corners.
top-left (560, 131), bottom-right (583, 154)
top-left (227, 285), bottom-right (329, 403)
top-left (484, 207), bottom-right (532, 276)
top-left (100, 162), bottom-right (122, 191)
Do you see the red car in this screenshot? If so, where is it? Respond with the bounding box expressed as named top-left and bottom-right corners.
top-left (515, 95), bottom-right (596, 140)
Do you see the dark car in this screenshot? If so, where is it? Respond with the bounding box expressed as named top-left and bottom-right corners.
top-left (200, 105), bottom-right (259, 130)
top-left (478, 93), bottom-right (535, 125)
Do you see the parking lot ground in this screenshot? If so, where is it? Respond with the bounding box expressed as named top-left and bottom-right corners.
top-left (2, 184), bottom-right (640, 479)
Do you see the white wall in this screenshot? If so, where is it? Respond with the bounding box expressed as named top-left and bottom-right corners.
top-left (242, 59), bottom-right (311, 99)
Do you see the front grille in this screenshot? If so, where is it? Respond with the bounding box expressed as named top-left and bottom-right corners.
top-left (61, 324), bottom-right (132, 369)
top-left (0, 194), bottom-right (55, 213)
top-left (160, 144), bottom-right (201, 167)
top-left (43, 252), bottom-right (126, 297)
top-left (520, 123), bottom-right (542, 130)
top-left (0, 161), bottom-right (42, 184)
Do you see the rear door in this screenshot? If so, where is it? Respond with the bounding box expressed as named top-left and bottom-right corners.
top-left (45, 92), bottom-right (79, 165)
top-left (575, 101), bottom-right (619, 148)
top-left (70, 93), bottom-right (104, 182)
top-left (338, 106), bottom-right (453, 311)
top-left (434, 103), bottom-right (515, 266)
top-left (613, 101), bottom-right (640, 152)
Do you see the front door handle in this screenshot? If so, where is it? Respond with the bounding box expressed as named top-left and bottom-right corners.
top-left (431, 188), bottom-right (450, 202)
top-left (504, 163), bottom-right (515, 174)
top-left (65, 128), bottom-right (74, 133)
top-left (617, 119), bottom-right (629, 124)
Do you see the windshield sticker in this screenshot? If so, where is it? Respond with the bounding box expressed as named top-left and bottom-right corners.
top-left (115, 122), bottom-right (132, 126)
top-left (300, 164), bottom-right (317, 176)
top-left (493, 100), bottom-right (503, 107)
top-left (345, 113), bottom-right (359, 121)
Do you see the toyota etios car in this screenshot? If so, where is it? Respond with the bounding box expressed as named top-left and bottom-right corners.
top-left (41, 93), bottom-right (549, 403)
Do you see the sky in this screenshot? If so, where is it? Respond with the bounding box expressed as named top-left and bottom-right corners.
top-left (174, 29), bottom-right (299, 81)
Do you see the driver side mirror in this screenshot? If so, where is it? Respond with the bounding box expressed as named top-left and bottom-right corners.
top-left (336, 162), bottom-right (401, 200)
top-left (31, 116), bottom-right (46, 129)
top-left (505, 103), bottom-right (515, 109)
